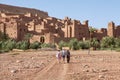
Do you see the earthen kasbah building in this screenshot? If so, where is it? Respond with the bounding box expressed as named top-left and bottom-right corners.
top-left (0, 4), bottom-right (120, 44)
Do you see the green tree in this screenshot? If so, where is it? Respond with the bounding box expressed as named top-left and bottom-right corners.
top-left (79, 41), bottom-right (90, 49)
top-left (115, 38), bottom-right (120, 48)
top-left (100, 36), bottom-right (115, 49)
top-left (90, 38), bottom-right (99, 50)
top-left (69, 38), bottom-right (79, 50)
top-left (58, 40), bottom-right (67, 50)
top-left (89, 27), bottom-right (97, 50)
top-left (89, 27), bottom-right (96, 38)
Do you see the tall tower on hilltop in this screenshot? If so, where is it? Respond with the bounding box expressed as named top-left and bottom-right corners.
top-left (107, 21), bottom-right (115, 37)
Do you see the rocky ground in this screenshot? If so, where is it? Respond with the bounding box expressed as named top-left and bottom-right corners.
top-left (0, 50), bottom-right (120, 80)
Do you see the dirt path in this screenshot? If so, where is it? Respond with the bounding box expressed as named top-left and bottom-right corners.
top-left (33, 58), bottom-right (69, 80)
top-left (33, 55), bottom-right (79, 80)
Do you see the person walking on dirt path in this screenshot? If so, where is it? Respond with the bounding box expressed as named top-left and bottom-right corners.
top-left (56, 50), bottom-right (62, 63)
top-left (61, 49), bottom-right (67, 63)
top-left (66, 50), bottom-right (70, 63)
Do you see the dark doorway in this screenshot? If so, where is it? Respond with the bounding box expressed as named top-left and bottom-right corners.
top-left (40, 36), bottom-right (45, 43)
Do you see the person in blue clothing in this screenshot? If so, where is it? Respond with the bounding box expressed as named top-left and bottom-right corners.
top-left (61, 49), bottom-right (67, 63)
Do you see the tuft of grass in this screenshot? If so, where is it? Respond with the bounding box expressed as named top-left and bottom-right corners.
top-left (0, 49), bottom-right (9, 54)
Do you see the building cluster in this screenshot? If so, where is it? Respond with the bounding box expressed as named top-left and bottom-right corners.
top-left (0, 4), bottom-right (120, 44)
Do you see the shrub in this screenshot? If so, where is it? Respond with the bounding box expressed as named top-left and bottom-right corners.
top-left (15, 41), bottom-right (21, 49)
top-left (100, 36), bottom-right (115, 49)
top-left (5, 39), bottom-right (16, 50)
top-left (115, 48), bottom-right (120, 52)
top-left (0, 49), bottom-right (9, 53)
top-left (79, 41), bottom-right (90, 49)
top-left (41, 43), bottom-right (56, 48)
top-left (49, 43), bottom-right (56, 48)
top-left (58, 40), bottom-right (68, 50)
top-left (30, 41), bottom-right (41, 49)
top-left (15, 41), bottom-right (29, 50)
top-left (0, 41), bottom-right (3, 49)
top-left (1, 41), bottom-right (7, 50)
top-left (115, 38), bottom-right (120, 48)
top-left (0, 39), bottom-right (16, 51)
top-left (69, 38), bottom-right (79, 50)
top-left (19, 41), bottom-right (29, 50)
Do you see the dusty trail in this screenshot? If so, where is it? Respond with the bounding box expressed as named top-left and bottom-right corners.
top-left (33, 55), bottom-right (78, 80)
top-left (33, 58), bottom-right (69, 80)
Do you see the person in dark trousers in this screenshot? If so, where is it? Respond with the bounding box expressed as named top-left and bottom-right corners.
top-left (61, 49), bottom-right (67, 63)
top-left (66, 50), bottom-right (70, 63)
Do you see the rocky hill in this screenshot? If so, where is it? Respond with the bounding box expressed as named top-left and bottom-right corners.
top-left (0, 4), bottom-right (48, 18)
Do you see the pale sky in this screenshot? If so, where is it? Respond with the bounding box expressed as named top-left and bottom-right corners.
top-left (0, 0), bottom-right (120, 29)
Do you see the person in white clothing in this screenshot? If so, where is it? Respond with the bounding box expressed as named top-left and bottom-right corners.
top-left (56, 50), bottom-right (62, 63)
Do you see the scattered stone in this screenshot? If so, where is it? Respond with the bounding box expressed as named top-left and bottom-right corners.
top-left (92, 69), bottom-right (99, 73)
top-left (76, 72), bottom-right (80, 75)
top-left (82, 69), bottom-right (85, 72)
top-left (41, 63), bottom-right (45, 66)
top-left (10, 69), bottom-right (18, 73)
top-left (47, 60), bottom-right (51, 62)
top-left (101, 69), bottom-right (108, 72)
top-left (16, 60), bottom-right (22, 63)
top-left (33, 63), bottom-right (41, 68)
top-left (31, 57), bottom-right (34, 60)
top-left (83, 69), bottom-right (89, 72)
top-left (84, 65), bottom-right (90, 68)
top-left (99, 74), bottom-right (105, 79)
top-left (86, 70), bottom-right (89, 72)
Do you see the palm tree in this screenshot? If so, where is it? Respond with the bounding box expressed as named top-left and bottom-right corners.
top-left (89, 27), bottom-right (96, 39)
top-left (88, 27), bottom-right (97, 54)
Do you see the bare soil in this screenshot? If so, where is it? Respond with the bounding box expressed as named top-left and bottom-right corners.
top-left (0, 50), bottom-right (120, 80)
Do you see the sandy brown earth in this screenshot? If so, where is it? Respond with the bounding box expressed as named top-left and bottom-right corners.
top-left (0, 50), bottom-right (120, 80)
